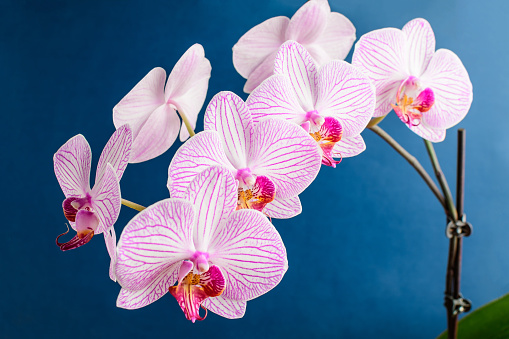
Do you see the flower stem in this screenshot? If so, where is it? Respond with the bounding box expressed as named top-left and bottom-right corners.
top-left (423, 139), bottom-right (458, 222)
top-left (177, 109), bottom-right (196, 137)
top-left (121, 198), bottom-right (146, 212)
top-left (369, 125), bottom-right (446, 211)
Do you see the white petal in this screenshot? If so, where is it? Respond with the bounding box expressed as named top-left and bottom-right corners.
top-left (184, 166), bottom-right (238, 252)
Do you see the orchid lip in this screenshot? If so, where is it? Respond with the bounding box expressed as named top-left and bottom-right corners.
top-left (56, 224), bottom-right (95, 251)
top-left (393, 76), bottom-right (435, 127)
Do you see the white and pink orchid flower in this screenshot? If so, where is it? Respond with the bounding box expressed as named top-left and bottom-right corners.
top-left (247, 40), bottom-right (376, 167)
top-left (53, 124), bottom-right (132, 281)
top-left (233, 0), bottom-right (355, 93)
top-left (351, 18), bottom-right (473, 142)
top-left (115, 166), bottom-right (288, 321)
top-left (113, 44), bottom-right (211, 163)
top-left (167, 91), bottom-right (322, 219)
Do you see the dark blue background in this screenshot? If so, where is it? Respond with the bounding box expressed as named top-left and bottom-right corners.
top-left (2, 0), bottom-right (508, 338)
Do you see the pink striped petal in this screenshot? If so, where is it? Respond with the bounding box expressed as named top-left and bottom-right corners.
top-left (233, 16), bottom-right (290, 79)
top-left (204, 92), bottom-right (252, 169)
top-left (332, 134), bottom-right (366, 158)
top-left (115, 199), bottom-right (195, 292)
top-left (104, 227), bottom-right (117, 282)
top-left (263, 195), bottom-right (302, 219)
top-left (129, 104), bottom-right (180, 163)
top-left (91, 164), bottom-right (121, 234)
top-left (408, 123), bottom-right (446, 142)
top-left (306, 12), bottom-right (356, 65)
top-left (315, 60), bottom-right (375, 137)
top-left (420, 49), bottom-right (473, 130)
top-left (164, 44), bottom-right (211, 142)
top-left (248, 117), bottom-right (321, 199)
top-left (202, 296), bottom-right (247, 319)
top-left (184, 167), bottom-right (238, 252)
top-left (243, 50), bottom-right (279, 93)
top-left (352, 28), bottom-right (407, 117)
top-left (167, 131), bottom-right (234, 198)
top-left (402, 18), bottom-right (435, 77)
top-left (208, 209), bottom-right (287, 301)
top-left (116, 262), bottom-right (182, 310)
top-left (274, 41), bottom-right (318, 112)
top-left (54, 134), bottom-right (91, 198)
top-left (113, 68), bottom-right (166, 138)
top-left (247, 74), bottom-right (307, 124)
top-left (96, 124), bottom-right (132, 185)
top-left (285, 0), bottom-right (329, 45)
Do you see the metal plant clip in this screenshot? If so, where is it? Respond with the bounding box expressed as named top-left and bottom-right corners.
top-left (446, 214), bottom-right (473, 239)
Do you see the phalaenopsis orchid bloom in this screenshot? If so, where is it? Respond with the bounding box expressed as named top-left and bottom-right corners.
top-left (351, 18), bottom-right (473, 141)
top-left (115, 166), bottom-right (288, 321)
top-left (53, 124), bottom-right (132, 280)
top-left (233, 0), bottom-right (355, 93)
top-left (113, 43), bottom-right (211, 163)
top-left (167, 91), bottom-right (322, 219)
top-left (247, 40), bottom-right (375, 167)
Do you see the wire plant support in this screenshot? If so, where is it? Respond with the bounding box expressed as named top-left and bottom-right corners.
top-left (370, 126), bottom-right (472, 339)
top-left (443, 129), bottom-right (472, 338)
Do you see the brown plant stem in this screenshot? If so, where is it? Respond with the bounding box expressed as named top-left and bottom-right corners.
top-left (369, 125), bottom-right (446, 211)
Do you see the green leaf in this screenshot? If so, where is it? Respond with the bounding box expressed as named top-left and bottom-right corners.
top-left (436, 293), bottom-right (509, 339)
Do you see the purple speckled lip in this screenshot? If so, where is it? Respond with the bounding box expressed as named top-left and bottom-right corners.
top-left (167, 91), bottom-right (322, 219)
top-left (53, 124), bottom-right (132, 281)
top-left (246, 40), bottom-right (376, 161)
top-left (352, 18), bottom-right (473, 142)
top-left (115, 166), bottom-right (288, 320)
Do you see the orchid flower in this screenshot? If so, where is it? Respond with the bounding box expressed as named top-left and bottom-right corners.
top-left (233, 0), bottom-right (355, 93)
top-left (115, 166), bottom-right (288, 321)
top-left (246, 40), bottom-right (376, 167)
top-left (351, 18), bottom-right (473, 142)
top-left (53, 124), bottom-right (132, 281)
top-left (167, 91), bottom-right (322, 219)
top-left (113, 44), bottom-right (211, 163)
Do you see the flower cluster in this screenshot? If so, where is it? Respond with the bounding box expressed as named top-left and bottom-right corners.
top-left (53, 0), bottom-right (472, 323)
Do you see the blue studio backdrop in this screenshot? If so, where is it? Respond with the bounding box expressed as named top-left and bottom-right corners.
top-left (2, 0), bottom-right (508, 338)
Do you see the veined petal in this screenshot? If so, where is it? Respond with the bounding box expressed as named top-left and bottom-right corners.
top-left (129, 104), bottom-right (180, 163)
top-left (204, 92), bottom-right (252, 168)
top-left (116, 261), bottom-right (182, 309)
top-left (233, 16), bottom-right (290, 79)
top-left (202, 296), bottom-right (247, 319)
top-left (208, 209), bottom-right (288, 301)
top-left (247, 74), bottom-right (308, 124)
top-left (96, 124), bottom-right (132, 185)
top-left (115, 199), bottom-right (195, 292)
top-left (402, 18), bottom-right (435, 77)
top-left (113, 67), bottom-right (166, 138)
top-left (167, 131), bottom-right (235, 198)
top-left (285, 0), bottom-right (330, 45)
top-left (248, 117), bottom-right (321, 199)
top-left (408, 122), bottom-right (446, 142)
top-left (54, 134), bottom-right (92, 198)
top-left (263, 195), bottom-right (302, 219)
top-left (184, 167), bottom-right (237, 252)
top-left (332, 134), bottom-right (366, 158)
top-left (104, 227), bottom-right (117, 281)
top-left (352, 28), bottom-right (407, 117)
top-left (274, 41), bottom-right (318, 112)
top-left (91, 164), bottom-right (121, 234)
top-left (164, 44), bottom-right (211, 142)
top-left (420, 49), bottom-right (473, 130)
top-left (243, 50), bottom-right (279, 93)
top-left (315, 60), bottom-right (375, 137)
top-left (306, 12), bottom-right (356, 65)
